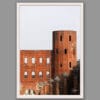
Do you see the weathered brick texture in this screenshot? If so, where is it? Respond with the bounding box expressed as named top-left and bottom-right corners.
top-left (20, 50), bottom-right (52, 95)
top-left (20, 30), bottom-right (77, 95)
top-left (53, 30), bottom-right (77, 76)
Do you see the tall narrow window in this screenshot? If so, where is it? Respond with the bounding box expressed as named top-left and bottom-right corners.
top-left (39, 71), bottom-right (43, 77)
top-left (64, 49), bottom-right (67, 54)
top-left (46, 71), bottom-right (50, 77)
top-left (60, 35), bottom-right (62, 41)
top-left (24, 57), bottom-right (28, 64)
top-left (32, 71), bottom-right (35, 78)
top-left (32, 58), bottom-right (35, 64)
top-left (39, 58), bottom-right (42, 63)
top-left (47, 58), bottom-right (50, 64)
top-left (69, 35), bottom-right (71, 41)
top-left (60, 64), bottom-right (62, 67)
top-left (69, 62), bottom-right (72, 68)
top-left (24, 71), bottom-right (28, 78)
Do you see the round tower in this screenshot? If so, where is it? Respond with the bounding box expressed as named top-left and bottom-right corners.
top-left (53, 30), bottom-right (77, 77)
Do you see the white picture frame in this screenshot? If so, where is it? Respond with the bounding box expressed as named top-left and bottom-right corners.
top-left (17, 2), bottom-right (84, 99)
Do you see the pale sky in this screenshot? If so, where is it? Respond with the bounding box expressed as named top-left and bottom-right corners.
top-left (19, 6), bottom-right (81, 59)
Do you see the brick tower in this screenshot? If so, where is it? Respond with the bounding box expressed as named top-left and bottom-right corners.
top-left (20, 30), bottom-right (78, 95)
top-left (53, 30), bottom-right (77, 77)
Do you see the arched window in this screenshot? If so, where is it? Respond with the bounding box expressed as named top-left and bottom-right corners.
top-left (32, 71), bottom-right (35, 78)
top-left (69, 35), bottom-right (71, 41)
top-left (60, 64), bottom-right (62, 67)
top-left (32, 58), bottom-right (35, 64)
top-left (64, 49), bottom-right (67, 54)
top-left (69, 62), bottom-right (72, 68)
top-left (24, 71), bottom-right (28, 78)
top-left (46, 71), bottom-right (50, 77)
top-left (39, 57), bottom-right (42, 63)
top-left (39, 71), bottom-right (43, 77)
top-left (47, 57), bottom-right (50, 64)
top-left (60, 35), bottom-right (62, 41)
top-left (24, 57), bottom-right (28, 64)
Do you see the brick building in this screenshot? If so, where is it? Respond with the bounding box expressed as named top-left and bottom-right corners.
top-left (20, 30), bottom-right (79, 95)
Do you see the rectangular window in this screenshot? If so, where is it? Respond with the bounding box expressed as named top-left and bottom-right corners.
top-left (60, 35), bottom-right (62, 41)
top-left (60, 64), bottom-right (62, 67)
top-left (39, 71), bottom-right (43, 77)
top-left (46, 71), bottom-right (50, 77)
top-left (69, 62), bottom-right (72, 68)
top-left (24, 71), bottom-right (28, 78)
top-left (32, 58), bottom-right (35, 64)
top-left (32, 71), bottom-right (35, 78)
top-left (47, 58), bottom-right (50, 64)
top-left (64, 49), bottom-right (67, 54)
top-left (24, 57), bottom-right (28, 64)
top-left (69, 35), bottom-right (71, 41)
top-left (39, 58), bottom-right (42, 63)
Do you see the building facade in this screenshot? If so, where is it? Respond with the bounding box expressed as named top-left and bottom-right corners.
top-left (20, 30), bottom-right (78, 95)
top-left (20, 50), bottom-right (52, 95)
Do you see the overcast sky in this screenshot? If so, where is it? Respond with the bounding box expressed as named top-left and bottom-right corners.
top-left (19, 6), bottom-right (81, 59)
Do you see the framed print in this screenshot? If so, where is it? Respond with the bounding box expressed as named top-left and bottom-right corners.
top-left (17, 2), bottom-right (84, 99)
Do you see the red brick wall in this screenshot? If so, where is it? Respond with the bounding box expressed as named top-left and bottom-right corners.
top-left (53, 30), bottom-right (77, 76)
top-left (20, 30), bottom-right (77, 95)
top-left (20, 50), bottom-right (52, 95)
